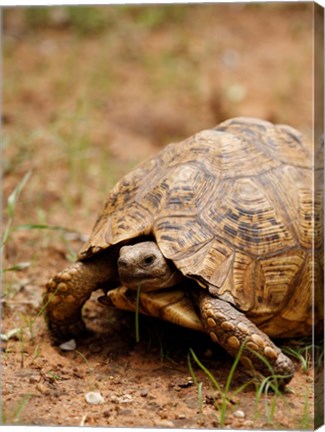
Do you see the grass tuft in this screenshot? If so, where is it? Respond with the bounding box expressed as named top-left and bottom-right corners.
top-left (188, 344), bottom-right (247, 427)
top-left (12, 394), bottom-right (33, 424)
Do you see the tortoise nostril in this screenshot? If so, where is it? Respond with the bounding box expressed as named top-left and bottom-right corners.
top-left (118, 257), bottom-right (128, 268)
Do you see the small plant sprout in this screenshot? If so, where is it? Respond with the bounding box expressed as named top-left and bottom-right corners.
top-left (13, 394), bottom-right (33, 424)
top-left (282, 340), bottom-right (322, 373)
top-left (247, 347), bottom-right (291, 391)
top-left (188, 343), bottom-right (247, 428)
top-left (187, 342), bottom-right (300, 427)
top-left (187, 351), bottom-right (203, 414)
top-left (1, 171), bottom-right (32, 251)
top-left (46, 371), bottom-right (61, 381)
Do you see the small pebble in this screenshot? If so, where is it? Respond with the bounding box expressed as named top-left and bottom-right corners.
top-left (233, 409), bottom-right (245, 419)
top-left (119, 408), bottom-right (133, 416)
top-left (120, 394), bottom-right (133, 404)
top-left (36, 383), bottom-right (50, 395)
top-left (29, 376), bottom-right (40, 384)
top-left (85, 391), bottom-right (104, 405)
top-left (178, 379), bottom-right (194, 388)
top-left (140, 389), bottom-right (148, 397)
top-left (178, 414), bottom-right (186, 419)
top-left (243, 420), bottom-right (254, 427)
top-left (59, 339), bottom-right (76, 351)
top-left (0, 328), bottom-right (21, 342)
top-left (73, 371), bottom-right (85, 379)
top-left (110, 394), bottom-right (133, 404)
top-left (154, 419), bottom-right (175, 428)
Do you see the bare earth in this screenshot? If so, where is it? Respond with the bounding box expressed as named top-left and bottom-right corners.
top-left (2, 3), bottom-right (321, 429)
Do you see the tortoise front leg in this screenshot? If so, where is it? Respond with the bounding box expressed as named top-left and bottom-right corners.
top-left (44, 254), bottom-right (118, 340)
top-left (199, 291), bottom-right (295, 384)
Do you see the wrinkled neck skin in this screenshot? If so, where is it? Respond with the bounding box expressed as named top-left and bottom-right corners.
top-left (85, 246), bottom-right (120, 290)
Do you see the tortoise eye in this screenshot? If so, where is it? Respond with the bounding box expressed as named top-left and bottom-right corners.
top-left (143, 255), bottom-right (156, 266)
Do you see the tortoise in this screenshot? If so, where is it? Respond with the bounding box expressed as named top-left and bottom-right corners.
top-left (44, 117), bottom-right (323, 383)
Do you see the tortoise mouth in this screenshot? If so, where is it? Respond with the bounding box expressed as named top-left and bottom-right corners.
top-left (118, 267), bottom-right (183, 291)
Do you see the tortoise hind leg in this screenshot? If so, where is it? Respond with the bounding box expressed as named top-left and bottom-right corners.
top-left (199, 291), bottom-right (295, 384)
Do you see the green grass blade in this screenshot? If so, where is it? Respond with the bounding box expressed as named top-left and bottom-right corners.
top-left (187, 352), bottom-right (198, 387)
top-left (232, 378), bottom-right (256, 395)
top-left (1, 221), bottom-right (13, 250)
top-left (282, 346), bottom-right (308, 372)
top-left (197, 382), bottom-right (203, 414)
top-left (187, 352), bottom-right (203, 414)
top-left (15, 224), bottom-right (70, 231)
top-left (1, 172), bottom-right (32, 250)
top-left (13, 394), bottom-right (32, 424)
top-left (189, 348), bottom-right (223, 395)
top-left (7, 172), bottom-right (32, 218)
top-left (1, 262), bottom-right (31, 273)
top-left (224, 342), bottom-right (245, 394)
top-left (74, 350), bottom-right (89, 365)
top-left (247, 347), bottom-right (290, 391)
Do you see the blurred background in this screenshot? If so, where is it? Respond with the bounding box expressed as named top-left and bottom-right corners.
top-left (3, 3), bottom-right (314, 225)
top-left (2, 2), bottom-right (315, 283)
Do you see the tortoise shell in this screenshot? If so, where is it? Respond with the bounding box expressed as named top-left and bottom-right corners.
top-left (79, 117), bottom-right (323, 337)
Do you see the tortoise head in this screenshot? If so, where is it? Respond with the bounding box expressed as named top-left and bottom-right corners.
top-left (118, 241), bottom-right (182, 291)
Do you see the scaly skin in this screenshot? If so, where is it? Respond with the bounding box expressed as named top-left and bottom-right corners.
top-left (199, 291), bottom-right (295, 384)
top-left (110, 241), bottom-right (296, 383)
top-left (44, 252), bottom-right (118, 340)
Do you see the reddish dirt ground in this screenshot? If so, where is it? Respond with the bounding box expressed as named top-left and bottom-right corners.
top-left (2, 3), bottom-right (323, 429)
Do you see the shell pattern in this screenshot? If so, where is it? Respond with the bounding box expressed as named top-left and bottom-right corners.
top-left (79, 117), bottom-right (323, 338)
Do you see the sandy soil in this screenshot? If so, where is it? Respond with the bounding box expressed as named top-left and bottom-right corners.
top-left (2, 3), bottom-right (322, 429)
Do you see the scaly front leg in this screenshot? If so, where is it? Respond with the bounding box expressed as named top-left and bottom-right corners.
top-left (44, 252), bottom-right (118, 340)
top-left (199, 291), bottom-right (294, 385)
